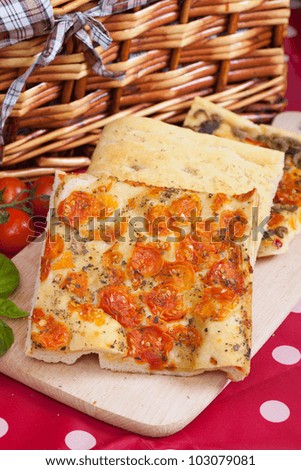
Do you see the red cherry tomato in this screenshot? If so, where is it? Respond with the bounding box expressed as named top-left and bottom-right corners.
top-left (0, 208), bottom-right (34, 254)
top-left (98, 285), bottom-right (142, 328)
top-left (127, 326), bottom-right (174, 370)
top-left (130, 244), bottom-right (163, 277)
top-left (0, 177), bottom-right (28, 204)
top-left (31, 176), bottom-right (54, 217)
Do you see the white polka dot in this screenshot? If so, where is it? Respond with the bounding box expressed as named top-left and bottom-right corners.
top-left (292, 298), bottom-right (301, 313)
top-left (260, 400), bottom-right (290, 423)
top-left (272, 345), bottom-right (301, 365)
top-left (287, 26), bottom-right (297, 38)
top-left (65, 430), bottom-right (96, 450)
top-left (284, 54), bottom-right (290, 63)
top-left (0, 418), bottom-right (9, 438)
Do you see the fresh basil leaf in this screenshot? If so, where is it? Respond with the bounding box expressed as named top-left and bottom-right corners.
top-left (0, 254), bottom-right (20, 298)
top-left (0, 298), bottom-right (28, 318)
top-left (0, 319), bottom-right (14, 356)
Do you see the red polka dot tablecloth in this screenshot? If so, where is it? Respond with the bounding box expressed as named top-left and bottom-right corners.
top-left (1, 6), bottom-right (301, 452)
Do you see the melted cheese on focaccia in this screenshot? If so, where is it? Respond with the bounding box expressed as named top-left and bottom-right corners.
top-left (28, 172), bottom-right (256, 378)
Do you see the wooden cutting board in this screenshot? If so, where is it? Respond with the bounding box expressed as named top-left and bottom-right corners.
top-left (1, 237), bottom-right (301, 437)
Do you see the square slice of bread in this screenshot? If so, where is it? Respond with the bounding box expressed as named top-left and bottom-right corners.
top-left (26, 171), bottom-right (259, 381)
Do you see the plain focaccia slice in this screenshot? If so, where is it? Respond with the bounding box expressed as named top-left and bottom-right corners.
top-left (26, 171), bottom-right (258, 381)
top-left (88, 116), bottom-right (284, 262)
top-left (184, 97), bottom-right (301, 257)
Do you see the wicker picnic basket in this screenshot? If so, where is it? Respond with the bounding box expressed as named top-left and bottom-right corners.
top-left (0, 0), bottom-right (290, 180)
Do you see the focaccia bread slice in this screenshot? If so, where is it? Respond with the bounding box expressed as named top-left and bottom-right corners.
top-left (88, 116), bottom-right (284, 263)
top-left (184, 97), bottom-right (301, 257)
top-left (26, 171), bottom-right (258, 381)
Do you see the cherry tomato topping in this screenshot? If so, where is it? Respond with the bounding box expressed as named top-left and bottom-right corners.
top-left (176, 235), bottom-right (219, 267)
top-left (60, 271), bottom-right (88, 297)
top-left (274, 171), bottom-right (301, 206)
top-left (204, 259), bottom-right (244, 294)
top-left (211, 193), bottom-right (229, 212)
top-left (96, 193), bottom-right (119, 218)
top-left (158, 261), bottom-right (195, 291)
top-left (127, 326), bottom-right (173, 370)
top-left (40, 256), bottom-right (51, 281)
top-left (130, 244), bottom-right (163, 277)
top-left (169, 194), bottom-right (201, 220)
top-left (52, 251), bottom-right (75, 270)
top-left (57, 191), bottom-right (118, 227)
top-left (44, 233), bottom-right (64, 260)
top-left (102, 244), bottom-right (123, 268)
top-left (145, 283), bottom-right (185, 322)
top-left (57, 191), bottom-right (98, 227)
top-left (68, 301), bottom-right (105, 327)
top-left (193, 221), bottom-right (222, 244)
top-left (220, 210), bottom-right (247, 239)
top-left (168, 324), bottom-right (202, 350)
top-left (195, 286), bottom-right (238, 322)
top-left (233, 189), bottom-right (256, 203)
top-left (147, 204), bottom-right (169, 235)
top-left (267, 212), bottom-right (285, 229)
top-left (31, 308), bottom-right (70, 350)
top-left (176, 238), bottom-right (199, 265)
top-left (108, 267), bottom-right (126, 285)
top-left (98, 285), bottom-right (142, 328)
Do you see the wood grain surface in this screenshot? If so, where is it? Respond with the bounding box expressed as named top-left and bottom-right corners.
top-left (0, 236), bottom-right (300, 437)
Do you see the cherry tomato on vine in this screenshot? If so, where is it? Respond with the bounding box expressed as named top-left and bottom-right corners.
top-left (31, 176), bottom-right (55, 217)
top-left (0, 208), bottom-right (34, 254)
top-left (0, 177), bottom-right (28, 205)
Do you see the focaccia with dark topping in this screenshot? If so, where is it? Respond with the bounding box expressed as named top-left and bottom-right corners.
top-left (184, 97), bottom-right (300, 257)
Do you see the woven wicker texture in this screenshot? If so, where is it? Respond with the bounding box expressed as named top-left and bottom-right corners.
top-left (0, 0), bottom-right (290, 179)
